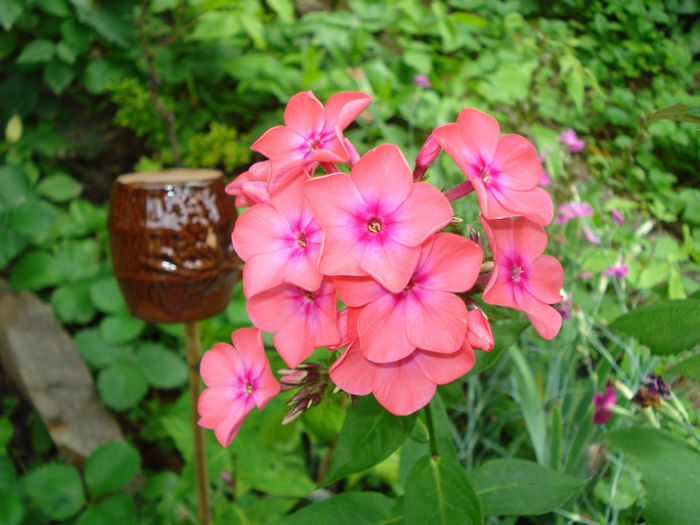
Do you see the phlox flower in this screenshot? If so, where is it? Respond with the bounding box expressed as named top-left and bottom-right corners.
top-left (304, 144), bottom-right (454, 293)
top-left (432, 108), bottom-right (553, 225)
top-left (329, 338), bottom-right (476, 416)
top-left (225, 161), bottom-right (271, 207)
top-left (246, 278), bottom-right (340, 368)
top-left (198, 328), bottom-right (280, 447)
top-left (582, 225), bottom-right (600, 245)
top-left (604, 263), bottom-right (628, 279)
top-left (333, 232), bottom-right (482, 363)
top-left (593, 386), bottom-right (616, 425)
top-left (481, 216), bottom-right (564, 340)
top-left (557, 128), bottom-right (585, 153)
top-left (232, 177), bottom-right (322, 298)
top-left (412, 74), bottom-right (432, 89)
top-left (251, 90), bottom-right (371, 187)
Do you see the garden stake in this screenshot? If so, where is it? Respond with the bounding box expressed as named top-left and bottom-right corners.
top-left (186, 321), bottom-right (211, 525)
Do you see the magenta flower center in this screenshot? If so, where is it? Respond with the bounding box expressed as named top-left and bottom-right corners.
top-left (296, 231), bottom-right (307, 248)
top-left (367, 217), bottom-right (383, 234)
top-left (510, 265), bottom-right (524, 282)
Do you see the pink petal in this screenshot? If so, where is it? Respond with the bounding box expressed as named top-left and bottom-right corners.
top-left (230, 327), bottom-right (263, 364)
top-left (493, 134), bottom-right (542, 190)
top-left (514, 288), bottom-right (563, 340)
top-left (480, 216), bottom-right (547, 267)
top-left (267, 158), bottom-right (310, 195)
top-left (197, 386), bottom-right (235, 427)
top-left (251, 365), bottom-right (280, 410)
top-left (310, 132), bottom-right (348, 163)
top-left (242, 252), bottom-right (287, 298)
top-left (231, 204), bottom-right (287, 261)
top-left (467, 309), bottom-right (494, 351)
top-left (304, 173), bottom-right (365, 228)
top-left (482, 265), bottom-right (517, 309)
top-left (324, 91), bottom-right (372, 130)
top-left (456, 108), bottom-right (500, 165)
top-left (333, 275), bottom-right (386, 307)
top-left (358, 294), bottom-right (416, 363)
top-left (329, 342), bottom-right (374, 396)
top-left (359, 236), bottom-right (420, 293)
top-left (269, 175), bottom-right (306, 219)
top-left (319, 225), bottom-right (367, 277)
top-left (493, 186), bottom-right (554, 226)
top-left (405, 290), bottom-right (467, 354)
top-left (245, 285), bottom-right (297, 333)
top-left (251, 125), bottom-right (306, 160)
top-left (526, 255), bottom-right (564, 304)
top-left (372, 355), bottom-right (436, 415)
top-left (389, 182), bottom-right (454, 247)
top-left (273, 319), bottom-right (317, 369)
top-left (414, 346), bottom-right (475, 384)
top-left (214, 408), bottom-right (250, 447)
top-left (432, 123), bottom-right (474, 179)
top-left (200, 343), bottom-right (241, 387)
top-left (415, 233), bottom-right (482, 292)
top-left (283, 91), bottom-right (325, 136)
top-left (351, 144), bottom-right (412, 214)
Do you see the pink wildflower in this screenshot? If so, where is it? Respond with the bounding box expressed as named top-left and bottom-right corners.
top-left (556, 201), bottom-right (593, 225)
top-left (481, 216), bottom-right (564, 340)
top-left (412, 74), bottom-right (432, 89)
top-left (246, 278), bottom-right (340, 368)
top-left (231, 177), bottom-right (322, 298)
top-left (333, 232), bottom-right (483, 363)
top-left (604, 263), bottom-right (628, 279)
top-left (303, 144), bottom-right (454, 293)
top-left (432, 108), bottom-right (553, 225)
top-left (583, 225), bottom-right (600, 245)
top-left (557, 129), bottom-right (585, 153)
top-left (610, 208), bottom-right (625, 226)
top-left (593, 386), bottom-right (616, 424)
top-left (198, 328), bottom-right (280, 447)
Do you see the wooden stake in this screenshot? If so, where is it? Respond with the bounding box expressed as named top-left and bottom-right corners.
top-left (185, 321), bottom-right (211, 525)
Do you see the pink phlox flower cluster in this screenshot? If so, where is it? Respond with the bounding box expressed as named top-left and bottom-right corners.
top-left (557, 128), bottom-right (585, 153)
top-left (201, 91), bottom-right (566, 443)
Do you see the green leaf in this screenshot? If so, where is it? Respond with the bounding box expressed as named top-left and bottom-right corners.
top-left (0, 419), bottom-right (13, 450)
top-left (84, 442), bottom-right (140, 498)
top-left (82, 60), bottom-right (123, 94)
top-left (36, 0), bottom-right (71, 17)
top-left (24, 464), bottom-right (85, 520)
top-left (471, 319), bottom-right (528, 374)
top-left (89, 277), bottom-right (129, 315)
top-left (74, 328), bottom-right (126, 369)
top-left (141, 471), bottom-right (179, 500)
top-left (9, 251), bottom-right (63, 290)
top-left (17, 39), bottom-right (56, 64)
top-left (55, 239), bottom-right (101, 283)
top-left (671, 353), bottom-right (700, 382)
top-left (36, 173), bottom-right (83, 202)
top-left (269, 492), bottom-right (394, 525)
top-left (0, 0), bottom-right (22, 31)
top-left (99, 315), bottom-right (145, 345)
top-left (610, 299), bottom-right (700, 354)
top-left (50, 282), bottom-right (97, 324)
top-left (75, 494), bottom-right (136, 525)
top-left (97, 363), bottom-right (149, 410)
top-left (0, 165), bottom-right (30, 208)
top-left (565, 70), bottom-right (585, 112)
top-left (608, 427), bottom-right (700, 525)
top-left (469, 459), bottom-right (587, 516)
top-left (322, 396), bottom-right (417, 486)
top-left (136, 343), bottom-right (187, 389)
top-left (267, 0), bottom-right (295, 23)
top-left (43, 59), bottom-right (74, 94)
top-left (0, 490), bottom-right (24, 525)
top-left (405, 455), bottom-right (483, 525)
top-left (649, 104), bottom-right (700, 125)
top-left (0, 31), bottom-right (17, 60)
top-left (8, 197), bottom-right (60, 242)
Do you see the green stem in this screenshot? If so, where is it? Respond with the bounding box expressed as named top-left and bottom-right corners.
top-left (423, 403), bottom-right (439, 458)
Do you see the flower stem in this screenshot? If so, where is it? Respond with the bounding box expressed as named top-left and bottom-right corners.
top-left (444, 180), bottom-right (475, 202)
top-left (423, 403), bottom-right (439, 458)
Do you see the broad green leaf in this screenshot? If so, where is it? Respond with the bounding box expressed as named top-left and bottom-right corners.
top-left (0, 455), bottom-right (16, 494)
top-left (84, 442), bottom-right (140, 498)
top-left (0, 31), bottom-right (17, 60)
top-left (671, 354), bottom-right (700, 381)
top-left (75, 494), bottom-right (136, 525)
top-left (0, 490), bottom-right (24, 525)
top-left (469, 459), bottom-right (587, 516)
top-left (565, 69), bottom-right (585, 111)
top-left (405, 456), bottom-right (482, 525)
top-left (0, 165), bottom-right (30, 208)
top-left (471, 319), bottom-right (528, 374)
top-left (510, 346), bottom-right (547, 464)
top-left (323, 396), bottom-right (417, 486)
top-left (99, 315), bottom-right (145, 345)
top-left (17, 39), bottom-right (55, 64)
top-left (140, 471), bottom-right (179, 500)
top-left (649, 103), bottom-right (700, 125)
top-left (43, 60), bottom-right (74, 94)
top-left (50, 282), bottom-right (96, 324)
top-left (8, 197), bottom-right (60, 243)
top-left (0, 0), bottom-right (22, 30)
top-left (136, 343), bottom-right (187, 389)
top-left (24, 464), bottom-right (85, 520)
top-left (0, 420), bottom-right (13, 450)
top-left (82, 60), bottom-right (123, 94)
top-left (608, 427), bottom-right (700, 525)
top-left (610, 299), bottom-right (700, 354)
top-left (74, 328), bottom-right (126, 368)
top-left (89, 277), bottom-right (129, 315)
top-left (55, 239), bottom-right (101, 282)
top-left (97, 363), bottom-right (149, 410)
top-left (36, 173), bottom-right (83, 202)
top-left (36, 0), bottom-right (71, 17)
top-left (9, 251), bottom-right (63, 290)
top-left (269, 492), bottom-right (394, 525)
top-left (267, 0), bottom-right (295, 23)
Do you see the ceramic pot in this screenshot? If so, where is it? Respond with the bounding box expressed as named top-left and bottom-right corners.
top-left (108, 169), bottom-right (239, 323)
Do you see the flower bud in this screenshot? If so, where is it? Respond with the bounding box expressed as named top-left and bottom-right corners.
top-left (467, 309), bottom-right (494, 351)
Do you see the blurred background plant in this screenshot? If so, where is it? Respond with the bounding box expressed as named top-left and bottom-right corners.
top-left (0, 0), bottom-right (698, 523)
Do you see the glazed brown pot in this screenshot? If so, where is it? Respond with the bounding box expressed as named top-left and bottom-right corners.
top-left (108, 169), bottom-right (240, 323)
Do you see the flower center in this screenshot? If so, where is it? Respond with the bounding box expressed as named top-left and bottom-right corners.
top-left (308, 136), bottom-right (321, 152)
top-left (296, 232), bottom-right (307, 248)
top-left (367, 217), bottom-right (382, 234)
top-left (510, 265), bottom-right (524, 282)
top-left (304, 291), bottom-right (314, 301)
top-left (245, 382), bottom-right (253, 395)
top-left (480, 166), bottom-right (490, 184)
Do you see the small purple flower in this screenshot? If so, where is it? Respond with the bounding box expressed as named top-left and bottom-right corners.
top-left (604, 263), bottom-right (628, 279)
top-left (610, 208), bottom-right (625, 226)
top-left (538, 148), bottom-right (552, 187)
top-left (554, 295), bottom-right (571, 319)
top-left (556, 201), bottom-right (593, 225)
top-left (412, 74), bottom-right (432, 89)
top-left (645, 374), bottom-right (670, 399)
top-left (593, 386), bottom-right (617, 424)
top-left (557, 129), bottom-right (585, 152)
top-left (583, 225), bottom-right (600, 245)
